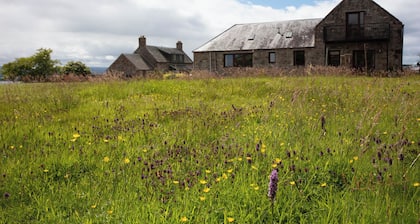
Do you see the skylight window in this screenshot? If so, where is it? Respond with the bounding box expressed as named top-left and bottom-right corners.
top-left (248, 34), bottom-right (255, 40)
top-left (285, 31), bottom-right (293, 38)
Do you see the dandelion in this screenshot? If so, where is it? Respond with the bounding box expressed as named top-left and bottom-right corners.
top-left (199, 196), bottom-right (206, 201)
top-left (91, 204), bottom-right (97, 209)
top-left (227, 217), bottom-right (235, 223)
top-left (205, 170), bottom-right (211, 174)
top-left (103, 156), bottom-right (110, 163)
top-left (203, 187), bottom-right (210, 193)
top-left (267, 169), bottom-right (279, 201)
top-left (73, 133), bottom-right (80, 138)
top-left (414, 182), bottom-right (420, 187)
top-left (321, 182), bottom-right (327, 187)
top-left (180, 216), bottom-right (188, 222)
top-left (124, 158), bottom-right (130, 164)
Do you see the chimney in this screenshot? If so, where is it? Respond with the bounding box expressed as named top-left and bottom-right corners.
top-left (139, 36), bottom-right (146, 48)
top-left (176, 41), bottom-right (183, 50)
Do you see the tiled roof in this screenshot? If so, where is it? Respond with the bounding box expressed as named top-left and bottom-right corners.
top-left (194, 18), bottom-right (322, 52)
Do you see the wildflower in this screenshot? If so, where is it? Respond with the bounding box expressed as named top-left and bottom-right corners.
top-left (321, 183), bottom-right (327, 187)
top-left (107, 210), bottom-right (113, 215)
top-left (353, 156), bottom-right (359, 161)
top-left (203, 187), bottom-right (210, 193)
top-left (4, 192), bottom-right (10, 199)
top-left (205, 170), bottom-right (211, 174)
top-left (267, 169), bottom-right (279, 201)
top-left (227, 169), bottom-right (233, 173)
top-left (73, 133), bottom-right (80, 138)
top-left (222, 173), bottom-right (228, 179)
top-left (199, 196), bottom-right (206, 201)
top-left (91, 204), bottom-right (97, 209)
top-left (173, 181), bottom-right (179, 184)
top-left (103, 139), bottom-right (109, 143)
top-left (289, 181), bottom-right (296, 186)
top-left (180, 216), bottom-right (188, 222)
top-left (227, 217), bottom-right (235, 223)
top-left (414, 182), bottom-right (420, 187)
top-left (103, 156), bottom-right (110, 163)
top-left (271, 164), bottom-right (278, 168)
top-left (124, 158), bottom-right (130, 164)
top-left (43, 169), bottom-right (49, 173)
top-left (199, 180), bottom-right (207, 185)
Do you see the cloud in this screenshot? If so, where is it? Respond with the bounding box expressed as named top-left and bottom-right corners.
top-left (0, 0), bottom-right (418, 67)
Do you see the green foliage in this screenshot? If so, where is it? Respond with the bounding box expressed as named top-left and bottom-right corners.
top-left (0, 77), bottom-right (419, 223)
top-left (62, 61), bottom-right (91, 76)
top-left (0, 48), bottom-right (59, 81)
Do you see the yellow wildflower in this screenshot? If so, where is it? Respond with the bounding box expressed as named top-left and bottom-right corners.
top-left (227, 217), bottom-right (235, 223)
top-left (124, 158), bottom-right (130, 164)
top-left (271, 164), bottom-right (278, 168)
top-left (199, 180), bottom-right (207, 184)
top-left (103, 156), bottom-right (110, 163)
top-left (107, 210), bottom-right (113, 215)
top-left (227, 169), bottom-right (233, 173)
top-left (205, 170), bottom-right (211, 174)
top-left (180, 216), bottom-right (188, 222)
top-left (199, 196), bottom-right (206, 201)
top-left (203, 187), bottom-right (210, 193)
top-left (173, 181), bottom-right (179, 184)
top-left (321, 183), bottom-right (327, 187)
top-left (73, 133), bottom-right (80, 138)
top-left (290, 181), bottom-right (296, 186)
top-left (414, 182), bottom-right (420, 187)
top-left (353, 156), bottom-right (359, 161)
top-left (222, 173), bottom-right (228, 179)
top-left (91, 204), bottom-right (97, 209)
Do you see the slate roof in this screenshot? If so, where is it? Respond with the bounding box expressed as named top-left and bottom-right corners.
top-left (194, 18), bottom-right (322, 52)
top-left (146, 46), bottom-right (193, 63)
top-left (122, 54), bottom-right (151, 70)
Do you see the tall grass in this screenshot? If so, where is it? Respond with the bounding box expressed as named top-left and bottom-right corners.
top-left (0, 76), bottom-right (419, 223)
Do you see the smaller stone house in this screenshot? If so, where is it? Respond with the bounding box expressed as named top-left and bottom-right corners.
top-left (108, 36), bottom-right (193, 77)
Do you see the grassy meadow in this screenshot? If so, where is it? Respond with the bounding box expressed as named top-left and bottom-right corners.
top-left (0, 75), bottom-right (419, 223)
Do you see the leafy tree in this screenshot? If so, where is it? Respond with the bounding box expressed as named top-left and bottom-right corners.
top-left (0, 48), bottom-right (59, 81)
top-left (62, 61), bottom-right (91, 76)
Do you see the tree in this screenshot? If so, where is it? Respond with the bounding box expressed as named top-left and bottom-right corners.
top-left (62, 61), bottom-right (91, 76)
top-left (0, 48), bottom-right (60, 81)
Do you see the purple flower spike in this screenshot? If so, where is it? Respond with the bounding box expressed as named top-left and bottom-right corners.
top-left (268, 169), bottom-right (279, 201)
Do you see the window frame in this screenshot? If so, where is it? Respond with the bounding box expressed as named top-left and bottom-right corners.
top-left (328, 50), bottom-right (341, 66)
top-left (224, 53), bottom-right (253, 67)
top-left (293, 50), bottom-right (305, 66)
top-left (269, 52), bottom-right (276, 64)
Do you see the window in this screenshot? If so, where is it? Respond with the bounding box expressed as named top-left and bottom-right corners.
top-left (224, 53), bottom-right (253, 67)
top-left (328, 50), bottom-right (340, 66)
top-left (171, 54), bottom-right (184, 63)
top-left (353, 50), bottom-right (375, 70)
top-left (269, 52), bottom-right (276, 63)
top-left (346, 12), bottom-right (365, 39)
top-left (293, 50), bottom-right (305, 66)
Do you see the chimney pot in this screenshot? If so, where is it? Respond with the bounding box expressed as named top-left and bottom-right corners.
top-left (139, 36), bottom-right (146, 47)
top-left (176, 41), bottom-right (183, 50)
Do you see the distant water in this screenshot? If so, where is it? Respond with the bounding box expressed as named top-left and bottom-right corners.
top-left (90, 67), bottom-right (107, 74)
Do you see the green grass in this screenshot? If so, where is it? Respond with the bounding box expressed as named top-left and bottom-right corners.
top-left (0, 76), bottom-right (419, 223)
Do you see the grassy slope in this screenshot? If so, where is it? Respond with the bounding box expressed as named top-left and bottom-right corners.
top-left (0, 76), bottom-right (419, 223)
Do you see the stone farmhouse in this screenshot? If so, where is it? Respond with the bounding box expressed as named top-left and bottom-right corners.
top-left (108, 36), bottom-right (193, 77)
top-left (193, 0), bottom-right (404, 72)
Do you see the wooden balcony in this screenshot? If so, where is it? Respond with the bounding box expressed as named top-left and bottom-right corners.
top-left (324, 23), bottom-right (390, 43)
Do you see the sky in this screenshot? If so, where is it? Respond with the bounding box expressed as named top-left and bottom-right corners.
top-left (0, 0), bottom-right (419, 67)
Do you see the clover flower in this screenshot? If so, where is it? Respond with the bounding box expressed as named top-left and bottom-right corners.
top-left (267, 169), bottom-right (279, 201)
